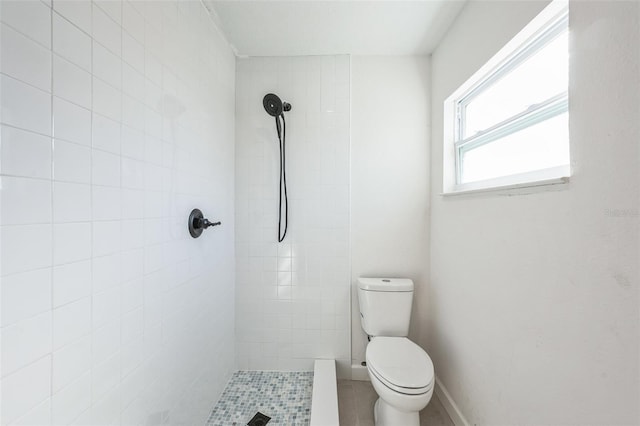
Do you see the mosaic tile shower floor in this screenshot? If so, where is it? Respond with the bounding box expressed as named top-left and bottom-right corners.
top-left (206, 371), bottom-right (314, 425)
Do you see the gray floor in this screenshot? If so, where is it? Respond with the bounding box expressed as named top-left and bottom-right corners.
top-left (338, 380), bottom-right (454, 426)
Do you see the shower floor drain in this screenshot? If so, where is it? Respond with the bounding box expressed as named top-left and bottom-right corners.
top-left (247, 412), bottom-right (271, 426)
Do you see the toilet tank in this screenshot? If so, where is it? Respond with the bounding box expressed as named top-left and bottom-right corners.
top-left (357, 278), bottom-right (414, 337)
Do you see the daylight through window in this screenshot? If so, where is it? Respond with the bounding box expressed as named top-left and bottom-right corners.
top-left (445, 1), bottom-right (570, 191)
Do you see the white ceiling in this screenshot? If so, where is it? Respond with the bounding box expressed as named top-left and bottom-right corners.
top-left (207, 1), bottom-right (467, 57)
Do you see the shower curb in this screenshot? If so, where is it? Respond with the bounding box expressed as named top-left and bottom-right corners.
top-left (310, 359), bottom-right (340, 426)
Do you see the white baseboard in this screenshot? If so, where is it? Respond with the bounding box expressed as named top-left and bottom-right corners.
top-left (350, 364), bottom-right (370, 381)
top-left (434, 376), bottom-right (470, 426)
top-left (310, 360), bottom-right (339, 426)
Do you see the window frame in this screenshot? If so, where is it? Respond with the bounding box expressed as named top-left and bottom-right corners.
top-left (442, 0), bottom-right (570, 195)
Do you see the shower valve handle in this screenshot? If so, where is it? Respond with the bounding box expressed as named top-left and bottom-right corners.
top-left (198, 218), bottom-right (221, 229)
top-left (188, 209), bottom-right (221, 238)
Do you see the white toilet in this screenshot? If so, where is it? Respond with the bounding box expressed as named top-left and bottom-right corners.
top-left (357, 278), bottom-right (434, 426)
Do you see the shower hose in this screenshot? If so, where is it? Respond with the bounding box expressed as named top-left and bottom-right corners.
top-left (275, 114), bottom-right (288, 242)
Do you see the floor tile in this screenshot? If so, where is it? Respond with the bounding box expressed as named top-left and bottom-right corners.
top-left (206, 371), bottom-right (313, 426)
top-left (337, 379), bottom-right (454, 426)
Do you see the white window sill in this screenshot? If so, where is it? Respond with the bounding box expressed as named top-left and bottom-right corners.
top-left (442, 176), bottom-right (569, 196)
top-left (441, 166), bottom-right (571, 196)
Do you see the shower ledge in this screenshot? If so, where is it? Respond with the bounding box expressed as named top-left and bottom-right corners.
top-left (310, 359), bottom-right (339, 425)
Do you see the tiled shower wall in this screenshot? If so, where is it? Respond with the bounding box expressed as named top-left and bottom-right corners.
top-left (0, 1), bottom-right (236, 425)
top-left (235, 56), bottom-right (351, 376)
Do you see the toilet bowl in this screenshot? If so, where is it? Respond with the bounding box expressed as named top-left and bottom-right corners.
top-left (366, 336), bottom-right (434, 426)
top-left (357, 278), bottom-right (436, 426)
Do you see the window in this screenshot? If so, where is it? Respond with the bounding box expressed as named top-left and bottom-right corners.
top-left (443, 0), bottom-right (569, 193)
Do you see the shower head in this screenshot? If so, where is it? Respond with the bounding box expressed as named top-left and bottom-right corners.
top-left (263, 93), bottom-right (291, 117)
top-left (263, 93), bottom-right (282, 116)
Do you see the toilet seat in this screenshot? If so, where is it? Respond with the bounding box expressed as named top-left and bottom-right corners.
top-left (366, 337), bottom-right (434, 395)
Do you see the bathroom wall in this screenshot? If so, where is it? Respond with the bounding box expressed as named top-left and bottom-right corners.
top-left (350, 56), bottom-right (431, 371)
top-left (235, 56), bottom-right (351, 376)
top-left (428, 0), bottom-right (639, 424)
top-left (0, 1), bottom-right (236, 424)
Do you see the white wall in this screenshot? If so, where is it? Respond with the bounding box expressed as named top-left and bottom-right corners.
top-left (350, 56), bottom-right (431, 368)
top-left (0, 1), bottom-right (236, 424)
top-left (235, 56), bottom-right (351, 377)
top-left (428, 0), bottom-right (639, 424)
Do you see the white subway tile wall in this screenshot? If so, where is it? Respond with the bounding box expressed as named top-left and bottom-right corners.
top-left (235, 56), bottom-right (351, 377)
top-left (0, 1), bottom-right (236, 425)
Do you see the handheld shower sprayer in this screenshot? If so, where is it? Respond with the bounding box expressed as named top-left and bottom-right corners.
top-left (263, 93), bottom-right (292, 242)
top-left (263, 93), bottom-right (291, 117)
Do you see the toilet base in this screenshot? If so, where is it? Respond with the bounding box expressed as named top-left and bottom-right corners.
top-left (374, 397), bottom-right (420, 426)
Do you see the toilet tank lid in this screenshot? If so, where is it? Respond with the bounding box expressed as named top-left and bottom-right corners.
top-left (357, 278), bottom-right (413, 292)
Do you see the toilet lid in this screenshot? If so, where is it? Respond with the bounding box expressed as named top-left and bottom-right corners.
top-left (366, 337), bottom-right (434, 394)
